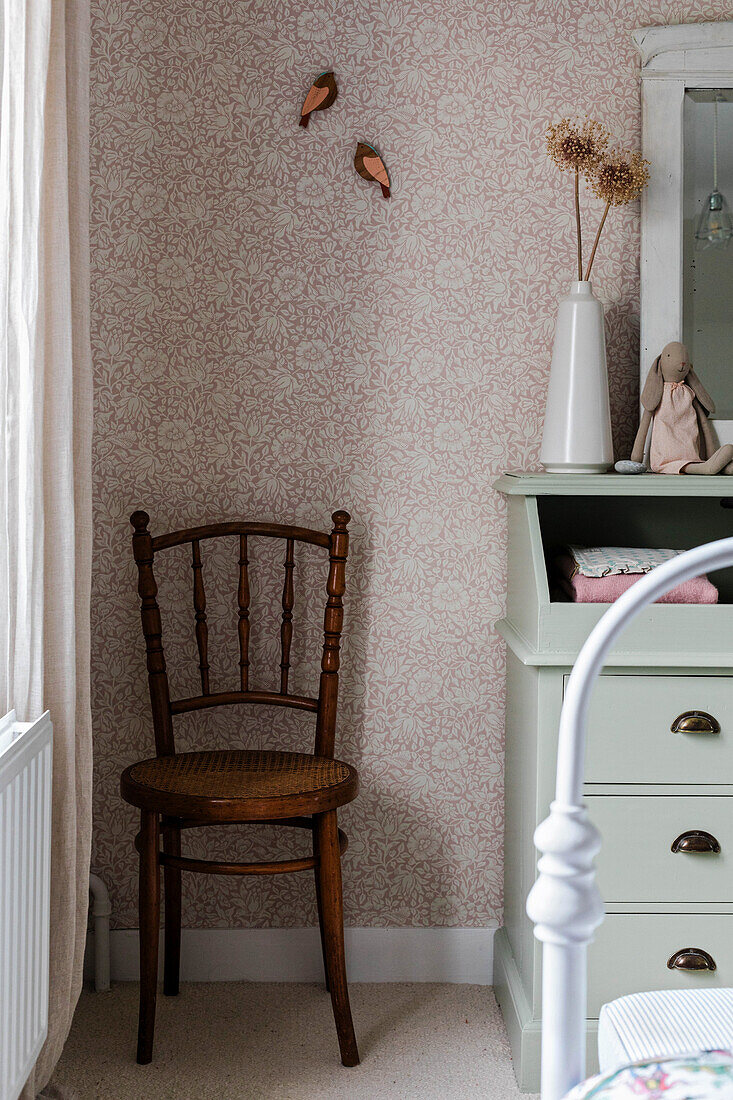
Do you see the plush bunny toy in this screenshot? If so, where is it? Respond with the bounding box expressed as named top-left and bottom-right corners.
top-left (630, 341), bottom-right (733, 474)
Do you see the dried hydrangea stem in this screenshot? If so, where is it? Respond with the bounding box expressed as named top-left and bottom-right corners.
top-left (584, 202), bottom-right (610, 281)
top-left (574, 171), bottom-right (583, 281)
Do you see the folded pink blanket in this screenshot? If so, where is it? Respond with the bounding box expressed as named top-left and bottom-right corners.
top-left (554, 554), bottom-right (718, 604)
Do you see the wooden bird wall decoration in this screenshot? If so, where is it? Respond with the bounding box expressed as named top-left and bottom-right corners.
top-left (354, 143), bottom-right (390, 198)
top-left (300, 72), bottom-right (338, 127)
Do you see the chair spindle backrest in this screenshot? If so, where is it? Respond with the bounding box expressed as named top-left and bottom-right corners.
top-left (130, 510), bottom-right (350, 760)
top-left (238, 535), bottom-right (250, 691)
top-left (280, 538), bottom-right (295, 694)
top-left (191, 539), bottom-right (210, 695)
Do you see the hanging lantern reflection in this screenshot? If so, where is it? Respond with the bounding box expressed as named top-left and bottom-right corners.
top-left (695, 93), bottom-right (733, 250)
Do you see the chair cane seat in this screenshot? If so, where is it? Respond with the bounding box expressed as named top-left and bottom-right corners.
top-left (121, 749), bottom-right (359, 821)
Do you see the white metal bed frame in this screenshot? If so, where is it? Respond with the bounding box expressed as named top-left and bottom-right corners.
top-left (526, 537), bottom-right (733, 1100)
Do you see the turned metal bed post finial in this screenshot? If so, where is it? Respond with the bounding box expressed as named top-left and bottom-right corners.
top-left (526, 536), bottom-right (733, 1100)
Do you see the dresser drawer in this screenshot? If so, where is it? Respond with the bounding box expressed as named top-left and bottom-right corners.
top-left (589, 796), bottom-right (733, 903)
top-left (588, 913), bottom-right (733, 1017)
top-left (585, 676), bottom-right (733, 784)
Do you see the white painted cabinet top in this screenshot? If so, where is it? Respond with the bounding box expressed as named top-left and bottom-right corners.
top-left (495, 472), bottom-right (733, 497)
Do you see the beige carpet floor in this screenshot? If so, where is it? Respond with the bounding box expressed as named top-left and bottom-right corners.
top-left (51, 982), bottom-right (536, 1099)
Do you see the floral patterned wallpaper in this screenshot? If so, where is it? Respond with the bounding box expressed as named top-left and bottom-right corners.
top-left (90, 0), bottom-right (732, 931)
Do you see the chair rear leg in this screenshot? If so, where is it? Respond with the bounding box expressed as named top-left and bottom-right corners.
top-left (137, 809), bottom-right (160, 1064)
top-left (162, 819), bottom-right (181, 996)
top-left (313, 822), bottom-right (330, 992)
top-left (315, 810), bottom-right (359, 1066)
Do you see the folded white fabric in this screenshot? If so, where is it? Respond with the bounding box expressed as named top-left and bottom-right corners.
top-left (568, 545), bottom-right (680, 578)
top-left (598, 987), bottom-right (733, 1073)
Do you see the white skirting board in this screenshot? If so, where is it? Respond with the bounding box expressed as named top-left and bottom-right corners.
top-left (85, 926), bottom-right (496, 984)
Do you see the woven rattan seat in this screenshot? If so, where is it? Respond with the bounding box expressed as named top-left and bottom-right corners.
top-left (121, 749), bottom-right (358, 820)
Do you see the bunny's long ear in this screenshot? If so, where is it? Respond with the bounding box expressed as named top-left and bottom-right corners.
top-left (686, 367), bottom-right (715, 415)
top-left (640, 356), bottom-right (663, 411)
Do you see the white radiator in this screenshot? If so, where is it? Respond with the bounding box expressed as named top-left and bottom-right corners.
top-left (0, 711), bottom-right (53, 1100)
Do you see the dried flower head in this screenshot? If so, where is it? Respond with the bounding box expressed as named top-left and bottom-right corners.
top-left (546, 117), bottom-right (609, 175)
top-left (591, 149), bottom-right (650, 206)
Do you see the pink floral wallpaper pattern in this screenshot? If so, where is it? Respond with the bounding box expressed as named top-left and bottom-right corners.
top-left (90, 0), bottom-right (732, 930)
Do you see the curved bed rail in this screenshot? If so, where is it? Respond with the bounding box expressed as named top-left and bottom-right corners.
top-left (526, 536), bottom-right (733, 1100)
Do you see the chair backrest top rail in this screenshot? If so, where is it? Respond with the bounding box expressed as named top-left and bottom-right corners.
top-left (170, 689), bottom-right (319, 715)
top-left (152, 522), bottom-right (330, 553)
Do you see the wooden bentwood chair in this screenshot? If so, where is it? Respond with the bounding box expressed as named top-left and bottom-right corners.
top-left (120, 509), bottom-right (359, 1067)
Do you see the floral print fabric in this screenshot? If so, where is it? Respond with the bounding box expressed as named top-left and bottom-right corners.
top-left (567, 546), bottom-right (680, 578)
top-left (565, 1051), bottom-right (733, 1099)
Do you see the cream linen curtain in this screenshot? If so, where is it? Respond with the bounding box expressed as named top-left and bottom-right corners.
top-left (0, 0), bottom-right (92, 1094)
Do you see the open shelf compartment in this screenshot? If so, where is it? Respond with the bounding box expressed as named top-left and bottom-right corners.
top-left (495, 474), bottom-right (733, 667)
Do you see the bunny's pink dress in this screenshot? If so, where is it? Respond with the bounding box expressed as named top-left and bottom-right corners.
top-left (650, 381), bottom-right (701, 474)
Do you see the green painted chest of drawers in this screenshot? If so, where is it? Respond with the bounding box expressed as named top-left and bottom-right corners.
top-left (493, 473), bottom-right (733, 1091)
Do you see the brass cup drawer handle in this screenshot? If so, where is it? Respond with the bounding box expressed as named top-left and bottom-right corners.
top-left (671, 711), bottom-right (721, 734)
top-left (667, 947), bottom-right (717, 972)
top-left (671, 830), bottom-right (721, 854)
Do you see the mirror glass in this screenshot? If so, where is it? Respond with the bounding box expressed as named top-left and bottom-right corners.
top-left (683, 89), bottom-right (733, 418)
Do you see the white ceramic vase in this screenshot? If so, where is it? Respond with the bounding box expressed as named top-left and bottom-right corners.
top-left (540, 281), bottom-right (613, 474)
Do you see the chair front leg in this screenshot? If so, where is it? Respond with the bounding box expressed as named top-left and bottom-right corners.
top-left (315, 809), bottom-right (359, 1066)
top-left (137, 809), bottom-right (160, 1064)
top-left (313, 821), bottom-right (330, 992)
top-left (162, 818), bottom-right (181, 996)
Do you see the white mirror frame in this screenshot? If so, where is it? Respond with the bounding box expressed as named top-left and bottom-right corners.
top-left (635, 21), bottom-right (733, 445)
